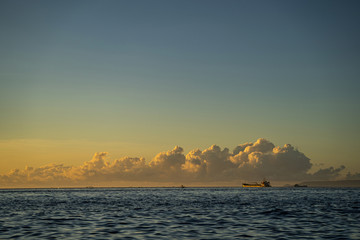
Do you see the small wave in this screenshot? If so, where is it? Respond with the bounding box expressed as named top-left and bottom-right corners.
top-left (0, 188), bottom-right (359, 239)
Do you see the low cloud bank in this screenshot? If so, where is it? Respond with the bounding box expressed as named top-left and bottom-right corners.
top-left (0, 138), bottom-right (356, 187)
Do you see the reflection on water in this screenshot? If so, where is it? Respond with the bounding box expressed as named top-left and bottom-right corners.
top-left (0, 188), bottom-right (359, 239)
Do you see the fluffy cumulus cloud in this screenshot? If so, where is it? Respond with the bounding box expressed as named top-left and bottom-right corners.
top-left (149, 146), bottom-right (185, 180)
top-left (0, 138), bottom-right (355, 187)
top-left (227, 139), bottom-right (316, 181)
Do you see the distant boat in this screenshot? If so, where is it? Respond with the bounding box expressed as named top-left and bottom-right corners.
top-left (242, 180), bottom-right (271, 187)
top-left (294, 184), bottom-right (307, 188)
top-left (180, 185), bottom-right (185, 188)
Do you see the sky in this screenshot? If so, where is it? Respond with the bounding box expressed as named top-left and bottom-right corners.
top-left (1, 0), bottom-right (360, 187)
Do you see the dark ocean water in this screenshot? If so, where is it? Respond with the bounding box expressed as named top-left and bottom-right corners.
top-left (0, 188), bottom-right (359, 239)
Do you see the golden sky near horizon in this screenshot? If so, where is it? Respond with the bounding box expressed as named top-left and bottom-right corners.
top-left (1, 1), bottom-right (360, 187)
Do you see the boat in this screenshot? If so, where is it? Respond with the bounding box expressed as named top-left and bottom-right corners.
top-left (242, 179), bottom-right (271, 187)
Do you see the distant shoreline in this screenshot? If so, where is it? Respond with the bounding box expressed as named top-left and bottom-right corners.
top-left (1, 180), bottom-right (360, 189)
top-left (299, 180), bottom-right (360, 188)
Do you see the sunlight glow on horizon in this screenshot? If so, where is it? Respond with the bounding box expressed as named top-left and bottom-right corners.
top-left (1, 1), bottom-right (360, 187)
top-left (1, 138), bottom-right (358, 187)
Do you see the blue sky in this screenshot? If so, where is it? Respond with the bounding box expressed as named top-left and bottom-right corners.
top-left (1, 0), bottom-right (360, 175)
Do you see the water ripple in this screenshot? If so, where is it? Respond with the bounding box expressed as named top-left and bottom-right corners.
top-left (0, 188), bottom-right (359, 239)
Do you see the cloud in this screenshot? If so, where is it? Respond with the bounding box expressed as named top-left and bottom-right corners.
top-left (149, 146), bottom-right (185, 179)
top-left (346, 172), bottom-right (360, 180)
top-left (308, 166), bottom-right (346, 181)
top-left (0, 164), bottom-right (74, 186)
top-left (0, 138), bottom-right (355, 187)
top-left (182, 145), bottom-right (234, 181)
top-left (229, 139), bottom-right (313, 181)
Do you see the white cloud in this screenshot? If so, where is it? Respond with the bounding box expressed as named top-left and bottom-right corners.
top-left (0, 138), bottom-right (355, 187)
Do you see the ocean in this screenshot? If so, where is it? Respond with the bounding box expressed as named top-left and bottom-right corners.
top-left (0, 188), bottom-right (359, 239)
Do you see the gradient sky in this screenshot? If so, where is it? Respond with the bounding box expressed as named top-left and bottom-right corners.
top-left (1, 0), bottom-right (360, 179)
